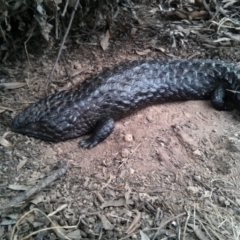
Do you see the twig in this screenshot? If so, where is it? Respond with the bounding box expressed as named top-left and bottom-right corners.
top-left (126, 211), bottom-right (141, 234)
top-left (62, 0), bottom-right (69, 17)
top-left (62, 53), bottom-right (75, 87)
top-left (1, 161), bottom-right (68, 210)
top-left (118, 143), bottom-right (141, 169)
top-left (0, 25), bottom-right (7, 42)
top-left (183, 208), bottom-right (191, 240)
top-left (24, 25), bottom-right (36, 67)
top-left (45, 0), bottom-right (80, 94)
top-left (55, 7), bottom-right (59, 40)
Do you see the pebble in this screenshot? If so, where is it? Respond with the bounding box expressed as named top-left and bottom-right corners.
top-left (73, 61), bottom-right (82, 69)
top-left (124, 134), bottom-right (133, 142)
top-left (193, 175), bottom-right (201, 181)
top-left (224, 200), bottom-right (230, 207)
top-left (129, 168), bottom-right (135, 174)
top-left (218, 196), bottom-right (225, 203)
top-left (193, 149), bottom-right (202, 156)
top-left (146, 115), bottom-right (153, 122)
top-left (121, 148), bottom-right (130, 158)
top-left (159, 141), bottom-right (165, 147)
top-left (187, 186), bottom-right (199, 195)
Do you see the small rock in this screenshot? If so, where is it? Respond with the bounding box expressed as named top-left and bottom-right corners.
top-left (171, 221), bottom-right (177, 227)
top-left (73, 61), bottom-right (82, 70)
top-left (57, 147), bottom-right (63, 154)
top-left (121, 148), bottom-right (130, 158)
top-left (193, 149), bottom-right (202, 156)
top-left (159, 141), bottom-right (165, 147)
top-left (228, 137), bottom-right (235, 143)
top-left (146, 115), bottom-right (153, 122)
top-left (218, 196), bottom-right (225, 203)
top-left (187, 186), bottom-right (199, 195)
top-left (193, 175), bottom-right (201, 181)
top-left (201, 191), bottom-right (211, 198)
top-left (224, 200), bottom-right (230, 207)
top-left (124, 134), bottom-right (133, 142)
top-left (129, 168), bottom-right (135, 174)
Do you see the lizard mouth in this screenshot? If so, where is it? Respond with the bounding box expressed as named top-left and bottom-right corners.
top-left (12, 118), bottom-right (57, 142)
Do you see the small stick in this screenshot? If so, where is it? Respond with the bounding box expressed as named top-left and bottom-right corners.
top-left (45, 0), bottom-right (80, 94)
top-left (226, 89), bottom-right (240, 94)
top-left (55, 7), bottom-right (59, 40)
top-left (62, 0), bottom-right (69, 17)
top-left (1, 161), bottom-right (68, 210)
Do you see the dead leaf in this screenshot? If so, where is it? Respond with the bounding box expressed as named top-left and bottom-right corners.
top-left (187, 186), bottom-right (200, 195)
top-left (100, 198), bottom-right (126, 209)
top-left (0, 82), bottom-right (26, 90)
top-left (17, 157), bottom-right (28, 171)
top-left (187, 52), bottom-right (201, 59)
top-left (0, 227), bottom-right (4, 238)
top-left (66, 229), bottom-right (81, 239)
top-left (48, 204), bottom-right (68, 217)
top-left (51, 220), bottom-right (67, 240)
top-left (140, 230), bottom-right (150, 240)
top-left (100, 30), bottom-right (110, 51)
top-left (188, 224), bottom-right (209, 240)
top-left (136, 49), bottom-right (151, 56)
top-left (31, 195), bottom-right (45, 205)
top-left (213, 38), bottom-right (231, 43)
top-left (98, 214), bottom-right (114, 230)
top-left (126, 211), bottom-right (141, 234)
top-left (0, 106), bottom-right (14, 113)
top-left (95, 191), bottom-right (105, 203)
top-left (0, 132), bottom-right (12, 147)
top-left (0, 219), bottom-right (17, 226)
top-left (44, 0), bottom-right (62, 11)
top-left (8, 184), bottom-right (29, 191)
top-left (125, 183), bottom-right (131, 204)
top-left (131, 28), bottom-right (137, 36)
top-left (152, 46), bottom-right (165, 52)
top-left (223, 0), bottom-right (238, 8)
top-left (166, 10), bottom-right (187, 19)
top-left (189, 10), bottom-right (208, 19)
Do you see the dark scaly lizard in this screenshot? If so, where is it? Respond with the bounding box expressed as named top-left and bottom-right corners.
top-left (12, 59), bottom-right (240, 148)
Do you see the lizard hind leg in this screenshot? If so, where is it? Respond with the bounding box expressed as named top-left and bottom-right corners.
top-left (79, 118), bottom-right (115, 149)
top-left (211, 85), bottom-right (235, 111)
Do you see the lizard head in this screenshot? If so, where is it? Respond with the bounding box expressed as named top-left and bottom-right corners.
top-left (12, 99), bottom-right (61, 142)
top-left (12, 91), bottom-right (85, 142)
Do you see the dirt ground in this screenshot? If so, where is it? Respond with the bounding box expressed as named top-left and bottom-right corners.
top-left (1, 40), bottom-right (240, 239)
